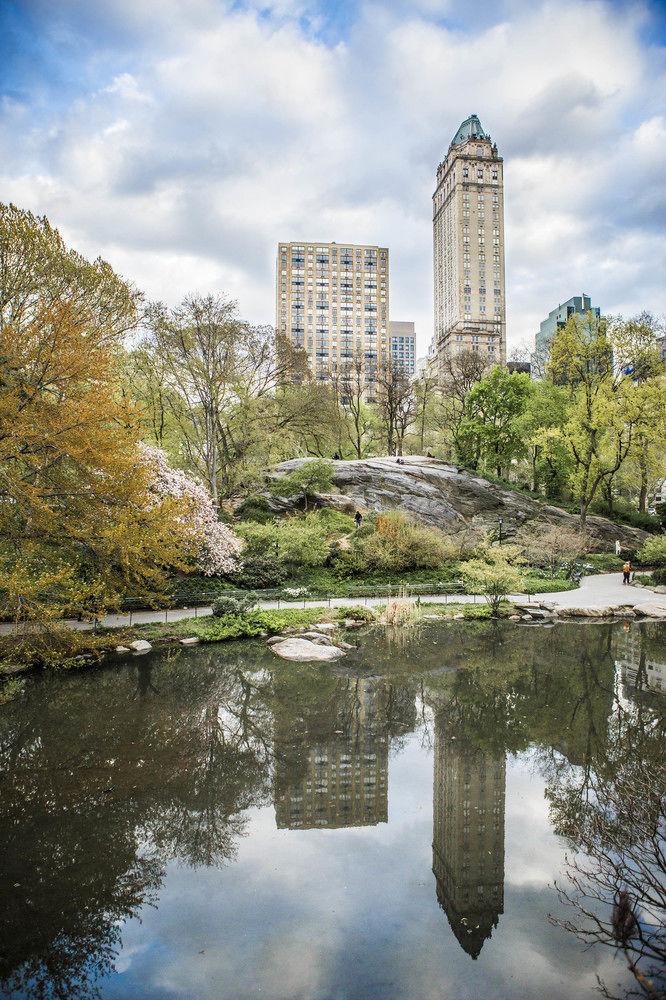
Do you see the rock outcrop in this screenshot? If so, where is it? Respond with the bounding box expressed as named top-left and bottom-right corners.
top-left (265, 456), bottom-right (648, 552)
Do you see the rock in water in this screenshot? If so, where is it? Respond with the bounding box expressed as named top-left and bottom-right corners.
top-left (263, 456), bottom-right (648, 551)
top-left (270, 638), bottom-right (345, 661)
top-left (129, 639), bottom-right (152, 653)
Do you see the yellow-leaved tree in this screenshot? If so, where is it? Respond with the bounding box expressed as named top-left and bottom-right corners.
top-left (0, 205), bottom-right (202, 662)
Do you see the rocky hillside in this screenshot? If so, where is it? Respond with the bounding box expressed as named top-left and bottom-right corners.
top-left (266, 456), bottom-right (648, 552)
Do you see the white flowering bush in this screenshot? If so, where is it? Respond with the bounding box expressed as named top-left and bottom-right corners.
top-left (140, 445), bottom-right (242, 576)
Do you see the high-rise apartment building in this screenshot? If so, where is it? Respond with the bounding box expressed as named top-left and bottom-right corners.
top-left (276, 241), bottom-right (389, 401)
top-left (388, 320), bottom-right (416, 375)
top-left (432, 114), bottom-right (506, 371)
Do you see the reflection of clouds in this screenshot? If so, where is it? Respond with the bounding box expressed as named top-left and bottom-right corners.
top-left (112, 738), bottom-right (633, 1000)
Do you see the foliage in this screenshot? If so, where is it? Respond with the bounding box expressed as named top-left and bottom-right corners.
top-left (517, 523), bottom-right (588, 576)
top-left (233, 495), bottom-right (274, 523)
top-left (457, 366), bottom-right (533, 475)
top-left (0, 204), bottom-right (194, 637)
top-left (342, 511), bottom-right (452, 574)
top-left (227, 556), bottom-right (288, 590)
top-left (211, 593), bottom-right (258, 617)
top-left (334, 605), bottom-right (376, 623)
top-left (161, 608), bottom-right (326, 642)
top-left (269, 459), bottom-right (334, 509)
top-left (0, 677), bottom-right (25, 704)
top-left (141, 444), bottom-right (242, 575)
top-left (549, 312), bottom-right (666, 527)
top-left (460, 547), bottom-right (525, 614)
top-left (638, 533), bottom-right (666, 567)
top-left (237, 513), bottom-right (333, 567)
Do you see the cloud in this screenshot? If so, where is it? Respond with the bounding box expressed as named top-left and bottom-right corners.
top-left (1, 0), bottom-right (665, 352)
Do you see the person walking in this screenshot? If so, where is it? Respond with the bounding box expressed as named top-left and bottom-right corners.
top-left (622, 559), bottom-right (632, 585)
top-left (354, 510), bottom-right (362, 530)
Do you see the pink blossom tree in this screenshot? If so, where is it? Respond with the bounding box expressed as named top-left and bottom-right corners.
top-left (140, 445), bottom-right (242, 576)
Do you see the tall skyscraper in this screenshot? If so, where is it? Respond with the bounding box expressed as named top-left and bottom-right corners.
top-left (432, 114), bottom-right (506, 370)
top-left (276, 241), bottom-right (389, 401)
top-left (432, 712), bottom-right (505, 958)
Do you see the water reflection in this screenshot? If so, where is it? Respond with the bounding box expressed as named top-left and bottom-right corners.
top-left (432, 717), bottom-right (505, 958)
top-left (0, 622), bottom-right (664, 1000)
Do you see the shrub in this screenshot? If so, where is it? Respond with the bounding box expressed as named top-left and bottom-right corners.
top-left (228, 557), bottom-right (287, 590)
top-left (359, 512), bottom-right (451, 573)
top-left (460, 548), bottom-right (525, 614)
top-left (234, 495), bottom-right (274, 524)
top-left (335, 605), bottom-right (376, 623)
top-left (652, 567), bottom-right (666, 585)
top-left (638, 533), bottom-right (666, 567)
top-left (237, 513), bottom-right (331, 567)
top-left (270, 459), bottom-right (334, 510)
top-left (212, 593), bottom-right (257, 617)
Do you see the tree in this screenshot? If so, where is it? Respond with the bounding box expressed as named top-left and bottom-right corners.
top-left (141, 295), bottom-right (318, 501)
top-left (333, 351), bottom-right (375, 459)
top-left (410, 366), bottom-right (441, 455)
top-left (459, 546), bottom-right (525, 614)
top-left (549, 313), bottom-right (665, 528)
top-left (141, 445), bottom-right (242, 575)
top-left (376, 358), bottom-right (417, 455)
top-left (0, 303), bottom-right (192, 635)
top-left (458, 366), bottom-right (533, 476)
top-left (517, 523), bottom-right (588, 576)
top-left (433, 349), bottom-right (486, 460)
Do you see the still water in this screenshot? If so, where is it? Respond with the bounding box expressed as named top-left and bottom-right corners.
top-left (1, 620), bottom-right (664, 1000)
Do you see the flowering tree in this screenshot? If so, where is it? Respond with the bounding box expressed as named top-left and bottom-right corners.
top-left (141, 445), bottom-right (242, 575)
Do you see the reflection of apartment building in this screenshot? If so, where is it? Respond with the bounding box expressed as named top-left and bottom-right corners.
top-left (432, 114), bottom-right (506, 371)
top-left (276, 241), bottom-right (389, 402)
top-left (432, 713), bottom-right (505, 958)
top-left (613, 627), bottom-right (666, 693)
top-left (275, 679), bottom-right (388, 830)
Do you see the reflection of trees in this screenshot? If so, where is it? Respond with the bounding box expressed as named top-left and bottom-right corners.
top-left (548, 668), bottom-right (666, 1000)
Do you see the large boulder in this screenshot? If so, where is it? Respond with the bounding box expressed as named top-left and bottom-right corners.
top-left (264, 456), bottom-right (648, 552)
top-left (270, 638), bottom-right (346, 661)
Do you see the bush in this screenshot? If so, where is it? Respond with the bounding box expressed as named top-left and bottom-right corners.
top-left (358, 512), bottom-right (451, 573)
top-left (270, 459), bottom-right (334, 509)
top-left (228, 557), bottom-right (287, 590)
top-left (652, 567), bottom-right (666, 585)
top-left (335, 605), bottom-right (376, 623)
top-left (237, 513), bottom-right (332, 567)
top-left (460, 548), bottom-right (525, 614)
top-left (234, 495), bottom-right (274, 524)
top-left (638, 533), bottom-right (666, 567)
top-left (212, 593), bottom-right (257, 617)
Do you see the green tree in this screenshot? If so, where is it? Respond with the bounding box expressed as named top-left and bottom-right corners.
top-left (458, 366), bottom-right (533, 476)
top-left (549, 313), bottom-right (665, 528)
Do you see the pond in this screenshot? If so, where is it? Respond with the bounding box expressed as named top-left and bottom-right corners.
top-left (1, 619), bottom-right (665, 1000)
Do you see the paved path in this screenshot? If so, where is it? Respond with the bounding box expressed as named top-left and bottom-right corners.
top-left (2, 574), bottom-right (664, 635)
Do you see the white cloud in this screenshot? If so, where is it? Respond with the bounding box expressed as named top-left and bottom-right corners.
top-left (2, 0), bottom-right (665, 353)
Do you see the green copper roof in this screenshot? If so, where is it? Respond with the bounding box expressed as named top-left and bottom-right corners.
top-left (450, 114), bottom-right (489, 147)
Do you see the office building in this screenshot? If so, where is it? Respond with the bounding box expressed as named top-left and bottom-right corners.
top-left (389, 320), bottom-right (416, 375)
top-left (276, 241), bottom-right (389, 401)
top-left (534, 294), bottom-right (601, 365)
top-left (432, 114), bottom-right (506, 371)
top-left (432, 712), bottom-right (505, 958)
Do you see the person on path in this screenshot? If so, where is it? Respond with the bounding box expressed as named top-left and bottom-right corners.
top-left (622, 560), bottom-right (632, 585)
top-left (354, 510), bottom-right (362, 530)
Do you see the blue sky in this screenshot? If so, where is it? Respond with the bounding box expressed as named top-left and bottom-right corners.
top-left (2, 0), bottom-right (665, 351)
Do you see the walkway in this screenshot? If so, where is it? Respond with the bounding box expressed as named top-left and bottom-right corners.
top-left (2, 574), bottom-right (664, 635)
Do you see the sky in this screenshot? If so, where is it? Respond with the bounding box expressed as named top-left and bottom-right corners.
top-left (1, 0), bottom-right (666, 355)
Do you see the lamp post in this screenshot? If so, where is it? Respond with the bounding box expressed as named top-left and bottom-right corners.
top-left (498, 517), bottom-right (503, 545)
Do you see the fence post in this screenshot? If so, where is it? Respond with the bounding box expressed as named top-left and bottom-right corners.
top-left (195, 604), bottom-right (198, 618)
top-left (129, 610), bottom-right (133, 627)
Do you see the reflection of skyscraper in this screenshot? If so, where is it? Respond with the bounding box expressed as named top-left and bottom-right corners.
top-left (432, 713), bottom-right (505, 958)
top-left (275, 679), bottom-right (389, 830)
top-left (613, 626), bottom-right (666, 693)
